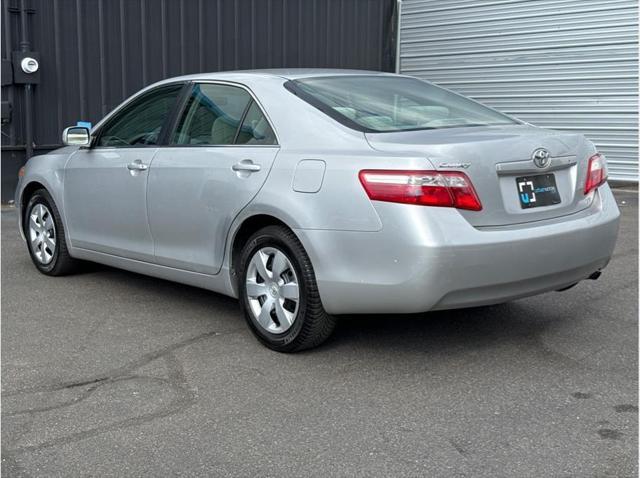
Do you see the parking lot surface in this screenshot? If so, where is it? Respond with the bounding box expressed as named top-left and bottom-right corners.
top-left (2, 190), bottom-right (638, 477)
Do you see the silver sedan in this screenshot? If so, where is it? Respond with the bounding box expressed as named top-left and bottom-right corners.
top-left (15, 69), bottom-right (620, 351)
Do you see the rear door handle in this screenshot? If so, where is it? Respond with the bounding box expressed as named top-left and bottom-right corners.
top-left (232, 160), bottom-right (261, 172)
top-left (127, 160), bottom-right (148, 171)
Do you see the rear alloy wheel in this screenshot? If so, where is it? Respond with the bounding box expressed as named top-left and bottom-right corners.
top-left (246, 247), bottom-right (300, 334)
top-left (239, 225), bottom-right (335, 352)
top-left (24, 189), bottom-right (78, 276)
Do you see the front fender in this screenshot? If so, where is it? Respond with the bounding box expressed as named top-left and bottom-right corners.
top-left (16, 149), bottom-right (74, 241)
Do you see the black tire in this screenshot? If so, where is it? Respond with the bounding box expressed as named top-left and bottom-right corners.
top-left (23, 188), bottom-right (78, 276)
top-left (238, 225), bottom-right (336, 352)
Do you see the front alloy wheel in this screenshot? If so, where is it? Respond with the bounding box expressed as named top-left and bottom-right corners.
top-left (28, 203), bottom-right (57, 265)
top-left (24, 188), bottom-right (77, 275)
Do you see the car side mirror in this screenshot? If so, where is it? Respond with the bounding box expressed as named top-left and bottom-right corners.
top-left (62, 126), bottom-right (91, 147)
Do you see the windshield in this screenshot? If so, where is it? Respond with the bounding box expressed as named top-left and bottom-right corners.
top-left (287, 75), bottom-right (518, 133)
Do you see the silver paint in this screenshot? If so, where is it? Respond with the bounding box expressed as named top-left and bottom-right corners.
top-left (15, 70), bottom-right (620, 315)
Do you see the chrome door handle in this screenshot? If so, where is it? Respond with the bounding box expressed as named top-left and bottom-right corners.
top-left (232, 160), bottom-right (261, 172)
top-left (127, 160), bottom-right (148, 171)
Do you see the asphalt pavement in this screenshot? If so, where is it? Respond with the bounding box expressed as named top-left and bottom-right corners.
top-left (2, 189), bottom-right (638, 477)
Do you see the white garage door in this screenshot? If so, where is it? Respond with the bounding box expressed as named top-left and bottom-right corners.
top-left (398, 0), bottom-right (639, 181)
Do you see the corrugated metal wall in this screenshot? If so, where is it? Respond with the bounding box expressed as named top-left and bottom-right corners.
top-left (1, 0), bottom-right (396, 201)
top-left (399, 0), bottom-right (639, 181)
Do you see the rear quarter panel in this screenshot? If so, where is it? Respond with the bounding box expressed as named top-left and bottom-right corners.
top-left (239, 75), bottom-right (439, 232)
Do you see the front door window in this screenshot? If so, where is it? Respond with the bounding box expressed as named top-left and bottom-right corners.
top-left (97, 84), bottom-right (183, 147)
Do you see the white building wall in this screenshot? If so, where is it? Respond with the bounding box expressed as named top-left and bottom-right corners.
top-left (399, 0), bottom-right (639, 181)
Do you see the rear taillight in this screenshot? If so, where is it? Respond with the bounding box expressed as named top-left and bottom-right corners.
top-left (358, 170), bottom-right (482, 211)
top-left (584, 153), bottom-right (607, 195)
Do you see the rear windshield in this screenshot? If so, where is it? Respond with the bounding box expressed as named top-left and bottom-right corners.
top-left (286, 75), bottom-right (518, 133)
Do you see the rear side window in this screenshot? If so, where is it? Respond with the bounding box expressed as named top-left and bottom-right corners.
top-left (285, 75), bottom-right (518, 133)
top-left (172, 83), bottom-right (277, 146)
top-left (235, 101), bottom-right (277, 145)
top-left (97, 84), bottom-right (183, 147)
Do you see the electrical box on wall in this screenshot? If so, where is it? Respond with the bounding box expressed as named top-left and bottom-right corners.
top-left (12, 51), bottom-right (41, 84)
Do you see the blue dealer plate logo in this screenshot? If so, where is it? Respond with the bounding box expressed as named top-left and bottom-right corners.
top-left (516, 174), bottom-right (561, 209)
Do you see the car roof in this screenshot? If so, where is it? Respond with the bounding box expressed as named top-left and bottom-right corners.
top-left (154, 68), bottom-right (397, 85)
top-left (226, 68), bottom-right (395, 79)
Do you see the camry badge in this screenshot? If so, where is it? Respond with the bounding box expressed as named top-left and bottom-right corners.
top-left (532, 148), bottom-right (550, 168)
top-left (438, 162), bottom-right (471, 169)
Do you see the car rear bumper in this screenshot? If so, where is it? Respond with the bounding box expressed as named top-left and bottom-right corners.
top-left (294, 184), bottom-right (620, 315)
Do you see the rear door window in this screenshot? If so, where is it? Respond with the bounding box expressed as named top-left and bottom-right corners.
top-left (173, 84), bottom-right (251, 145)
top-left (172, 83), bottom-right (277, 146)
top-left (235, 101), bottom-right (277, 145)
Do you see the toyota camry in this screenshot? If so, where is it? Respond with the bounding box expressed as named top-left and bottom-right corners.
top-left (15, 69), bottom-right (620, 352)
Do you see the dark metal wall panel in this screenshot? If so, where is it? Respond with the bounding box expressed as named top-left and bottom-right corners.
top-left (1, 0), bottom-right (396, 201)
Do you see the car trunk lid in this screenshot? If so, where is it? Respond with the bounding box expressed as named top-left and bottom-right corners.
top-left (365, 124), bottom-right (595, 227)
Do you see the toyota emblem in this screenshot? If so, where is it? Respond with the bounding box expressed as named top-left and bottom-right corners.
top-left (532, 148), bottom-right (550, 168)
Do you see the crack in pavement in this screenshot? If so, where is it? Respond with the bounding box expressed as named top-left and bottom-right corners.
top-left (2, 330), bottom-right (233, 457)
top-left (3, 330), bottom-right (226, 397)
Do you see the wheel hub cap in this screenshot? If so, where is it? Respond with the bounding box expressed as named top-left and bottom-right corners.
top-left (245, 247), bottom-right (300, 334)
top-left (28, 203), bottom-right (56, 265)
